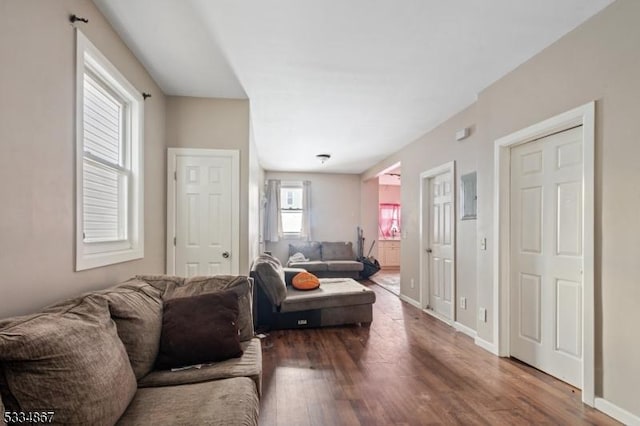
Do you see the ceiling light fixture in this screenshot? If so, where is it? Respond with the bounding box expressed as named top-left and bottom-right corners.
top-left (316, 153), bottom-right (331, 164)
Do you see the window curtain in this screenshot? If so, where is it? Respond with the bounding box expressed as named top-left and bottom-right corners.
top-left (379, 203), bottom-right (401, 238)
top-left (264, 179), bottom-right (282, 242)
top-left (300, 181), bottom-right (312, 240)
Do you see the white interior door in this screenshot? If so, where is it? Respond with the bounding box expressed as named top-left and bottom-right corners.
top-left (167, 149), bottom-right (239, 277)
top-left (510, 126), bottom-right (583, 388)
top-left (428, 170), bottom-right (454, 321)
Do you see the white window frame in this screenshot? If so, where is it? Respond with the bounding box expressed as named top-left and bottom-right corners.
top-left (280, 181), bottom-right (304, 238)
top-left (75, 30), bottom-right (144, 271)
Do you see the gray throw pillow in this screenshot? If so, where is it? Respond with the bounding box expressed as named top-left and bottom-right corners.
top-left (98, 279), bottom-right (163, 380)
top-left (0, 297), bottom-right (137, 425)
top-left (252, 254), bottom-right (287, 306)
top-left (321, 241), bottom-right (355, 260)
top-left (288, 241), bottom-right (322, 261)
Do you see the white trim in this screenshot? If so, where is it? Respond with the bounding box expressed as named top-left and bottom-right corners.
top-left (166, 148), bottom-right (240, 276)
top-left (595, 398), bottom-right (640, 426)
top-left (75, 29), bottom-right (144, 271)
top-left (454, 321), bottom-right (477, 339)
top-left (474, 336), bottom-right (499, 355)
top-left (399, 294), bottom-right (421, 309)
top-left (419, 161), bottom-right (456, 325)
top-left (423, 307), bottom-right (452, 325)
top-left (493, 101), bottom-right (595, 405)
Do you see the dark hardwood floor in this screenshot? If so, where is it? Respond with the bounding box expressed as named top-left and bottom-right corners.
top-left (259, 281), bottom-right (618, 425)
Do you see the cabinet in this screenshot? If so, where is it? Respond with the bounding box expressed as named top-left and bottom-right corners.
top-left (378, 240), bottom-right (401, 268)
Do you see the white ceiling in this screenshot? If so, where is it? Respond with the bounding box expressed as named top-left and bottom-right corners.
top-left (94, 0), bottom-right (613, 173)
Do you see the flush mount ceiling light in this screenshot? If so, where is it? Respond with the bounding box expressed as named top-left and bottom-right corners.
top-left (316, 153), bottom-right (331, 164)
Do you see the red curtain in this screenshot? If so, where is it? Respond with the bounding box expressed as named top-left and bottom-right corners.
top-left (379, 203), bottom-right (401, 238)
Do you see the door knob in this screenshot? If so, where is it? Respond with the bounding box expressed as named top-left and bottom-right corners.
top-left (222, 251), bottom-right (230, 259)
top-left (426, 248), bottom-right (433, 253)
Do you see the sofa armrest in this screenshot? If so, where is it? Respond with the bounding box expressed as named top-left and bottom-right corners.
top-left (283, 268), bottom-right (307, 285)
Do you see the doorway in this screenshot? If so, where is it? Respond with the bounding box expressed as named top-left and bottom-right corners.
top-left (166, 148), bottom-right (240, 276)
top-left (420, 161), bottom-right (456, 324)
top-left (372, 165), bottom-right (402, 295)
top-left (494, 102), bottom-right (595, 404)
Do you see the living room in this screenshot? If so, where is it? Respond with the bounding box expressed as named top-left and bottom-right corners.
top-left (1, 0), bottom-right (639, 425)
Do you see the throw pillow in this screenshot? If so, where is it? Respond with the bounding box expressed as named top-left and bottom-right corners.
top-left (288, 241), bottom-right (322, 261)
top-left (156, 290), bottom-right (243, 370)
top-left (321, 241), bottom-right (355, 260)
top-left (0, 297), bottom-right (137, 425)
top-left (292, 271), bottom-right (321, 291)
top-left (140, 274), bottom-right (255, 342)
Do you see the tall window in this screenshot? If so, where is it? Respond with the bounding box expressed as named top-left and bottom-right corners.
top-left (75, 30), bottom-right (144, 271)
top-left (280, 185), bottom-right (303, 235)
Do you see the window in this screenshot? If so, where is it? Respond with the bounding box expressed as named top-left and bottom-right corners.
top-left (280, 185), bottom-right (303, 235)
top-left (75, 30), bottom-right (144, 271)
top-left (379, 203), bottom-right (401, 238)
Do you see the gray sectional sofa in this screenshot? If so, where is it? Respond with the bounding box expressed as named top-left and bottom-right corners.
top-left (287, 241), bottom-right (364, 279)
top-left (0, 275), bottom-right (261, 426)
top-left (252, 254), bottom-right (376, 330)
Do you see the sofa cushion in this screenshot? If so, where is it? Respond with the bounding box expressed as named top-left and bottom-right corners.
top-left (156, 291), bottom-right (243, 370)
top-left (287, 260), bottom-right (328, 272)
top-left (326, 260), bottom-right (364, 272)
top-left (99, 279), bottom-right (163, 380)
top-left (0, 297), bottom-right (137, 425)
top-left (138, 274), bottom-right (254, 341)
top-left (280, 278), bottom-right (376, 313)
top-left (288, 241), bottom-right (322, 261)
top-left (117, 377), bottom-right (259, 426)
top-left (138, 338), bottom-right (262, 396)
top-left (321, 241), bottom-right (355, 260)
top-left (252, 254), bottom-right (287, 305)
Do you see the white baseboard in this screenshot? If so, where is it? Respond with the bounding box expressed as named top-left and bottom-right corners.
top-left (399, 294), bottom-right (421, 309)
top-left (454, 321), bottom-right (477, 338)
top-left (595, 397), bottom-right (640, 425)
top-left (474, 336), bottom-right (499, 355)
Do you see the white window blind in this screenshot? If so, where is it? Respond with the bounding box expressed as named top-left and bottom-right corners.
top-left (82, 72), bottom-right (128, 243)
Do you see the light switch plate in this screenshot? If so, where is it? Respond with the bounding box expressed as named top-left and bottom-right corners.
top-left (480, 238), bottom-right (487, 251)
top-left (460, 297), bottom-right (467, 310)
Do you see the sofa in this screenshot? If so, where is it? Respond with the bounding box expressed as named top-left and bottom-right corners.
top-left (286, 241), bottom-right (364, 279)
top-left (0, 275), bottom-right (261, 426)
top-left (251, 254), bottom-right (376, 330)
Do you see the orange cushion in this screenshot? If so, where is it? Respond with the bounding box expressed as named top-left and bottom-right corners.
top-left (291, 272), bottom-right (320, 291)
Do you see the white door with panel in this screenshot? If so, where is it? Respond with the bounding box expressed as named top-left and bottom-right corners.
top-left (428, 171), bottom-right (454, 321)
top-left (168, 149), bottom-right (239, 277)
top-left (510, 126), bottom-right (583, 388)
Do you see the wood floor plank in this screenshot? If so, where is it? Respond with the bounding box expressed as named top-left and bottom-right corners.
top-left (259, 282), bottom-right (619, 425)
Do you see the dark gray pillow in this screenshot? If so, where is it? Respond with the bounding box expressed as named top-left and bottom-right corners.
top-left (321, 242), bottom-right (355, 260)
top-left (288, 241), bottom-right (322, 261)
top-left (252, 254), bottom-right (287, 305)
top-left (156, 290), bottom-right (243, 370)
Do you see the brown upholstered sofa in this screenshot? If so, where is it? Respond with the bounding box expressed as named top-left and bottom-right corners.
top-left (252, 254), bottom-right (376, 330)
top-left (0, 275), bottom-right (261, 426)
top-left (286, 241), bottom-right (364, 279)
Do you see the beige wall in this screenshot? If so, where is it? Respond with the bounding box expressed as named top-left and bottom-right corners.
top-left (165, 97), bottom-right (253, 274)
top-left (0, 0), bottom-right (167, 319)
top-left (360, 178), bottom-right (380, 258)
top-left (363, 0), bottom-right (640, 415)
top-left (248, 119), bottom-right (265, 267)
top-left (265, 172), bottom-right (361, 263)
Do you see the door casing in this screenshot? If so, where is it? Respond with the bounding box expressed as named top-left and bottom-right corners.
top-left (419, 161), bottom-right (456, 324)
top-left (166, 148), bottom-right (240, 275)
top-left (493, 102), bottom-right (595, 405)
